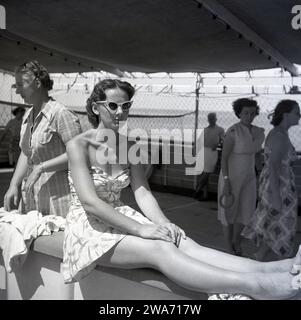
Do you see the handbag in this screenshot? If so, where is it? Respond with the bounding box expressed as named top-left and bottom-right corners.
top-left (219, 192), bottom-right (235, 209)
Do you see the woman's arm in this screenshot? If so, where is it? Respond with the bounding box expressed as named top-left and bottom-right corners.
top-left (266, 132), bottom-right (287, 210)
top-left (255, 151), bottom-right (263, 173)
top-left (220, 130), bottom-right (235, 197)
top-left (4, 151), bottom-right (28, 211)
top-left (130, 163), bottom-right (186, 245)
top-left (220, 131), bottom-right (235, 178)
top-left (36, 153), bottom-right (69, 174)
top-left (130, 163), bottom-right (170, 224)
top-left (67, 139), bottom-right (168, 238)
top-left (67, 137), bottom-right (174, 243)
top-left (24, 153), bottom-right (69, 193)
top-left (252, 127), bottom-right (265, 153)
top-left (9, 151), bottom-right (28, 187)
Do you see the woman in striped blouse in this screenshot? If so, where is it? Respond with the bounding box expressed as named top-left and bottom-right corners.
top-left (3, 61), bottom-right (82, 217)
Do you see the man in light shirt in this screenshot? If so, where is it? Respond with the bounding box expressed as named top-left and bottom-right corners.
top-left (194, 112), bottom-right (224, 200)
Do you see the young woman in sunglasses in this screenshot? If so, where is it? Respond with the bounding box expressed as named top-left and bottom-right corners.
top-left (62, 79), bottom-right (301, 299)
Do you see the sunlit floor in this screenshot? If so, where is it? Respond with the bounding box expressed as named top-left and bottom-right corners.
top-left (121, 187), bottom-right (301, 260)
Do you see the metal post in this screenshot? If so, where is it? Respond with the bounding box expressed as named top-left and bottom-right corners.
top-left (193, 73), bottom-right (202, 189)
top-left (194, 73), bottom-right (202, 155)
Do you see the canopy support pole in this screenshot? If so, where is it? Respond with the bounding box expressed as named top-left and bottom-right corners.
top-left (193, 73), bottom-right (202, 189)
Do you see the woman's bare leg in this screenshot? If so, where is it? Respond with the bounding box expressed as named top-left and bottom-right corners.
top-left (177, 237), bottom-right (297, 274)
top-left (254, 243), bottom-right (273, 262)
top-left (233, 222), bottom-right (244, 255)
top-left (97, 235), bottom-right (298, 299)
top-left (222, 224), bottom-right (235, 254)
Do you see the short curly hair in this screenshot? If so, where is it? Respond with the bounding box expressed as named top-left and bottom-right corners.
top-left (15, 60), bottom-right (53, 91)
top-left (232, 98), bottom-right (260, 118)
top-left (269, 99), bottom-right (299, 126)
top-left (86, 79), bottom-right (135, 128)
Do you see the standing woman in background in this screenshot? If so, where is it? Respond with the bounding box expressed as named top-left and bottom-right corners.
top-left (218, 98), bottom-right (265, 256)
top-left (3, 61), bottom-right (82, 216)
top-left (243, 100), bottom-right (300, 261)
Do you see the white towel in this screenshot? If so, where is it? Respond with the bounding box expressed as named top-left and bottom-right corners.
top-left (0, 208), bottom-right (65, 272)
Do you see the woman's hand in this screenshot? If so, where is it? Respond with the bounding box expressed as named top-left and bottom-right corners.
top-left (160, 222), bottom-right (186, 247)
top-left (4, 185), bottom-right (20, 211)
top-left (24, 164), bottom-right (43, 194)
top-left (223, 179), bottom-right (232, 196)
top-left (138, 224), bottom-right (174, 242)
top-left (220, 179), bottom-right (234, 208)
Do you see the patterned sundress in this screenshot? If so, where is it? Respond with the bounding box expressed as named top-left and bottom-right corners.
top-left (62, 167), bottom-right (152, 283)
top-left (242, 141), bottom-right (298, 257)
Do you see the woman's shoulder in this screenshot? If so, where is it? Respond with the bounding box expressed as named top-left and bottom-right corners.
top-left (66, 129), bottom-right (95, 150)
top-left (252, 125), bottom-right (265, 134)
top-left (225, 124), bottom-right (238, 136)
top-left (47, 99), bottom-right (66, 111)
top-left (48, 99), bottom-right (78, 117)
top-left (266, 128), bottom-right (285, 139)
top-left (265, 128), bottom-right (288, 148)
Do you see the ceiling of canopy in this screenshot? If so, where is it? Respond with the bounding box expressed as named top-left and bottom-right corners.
top-left (0, 0), bottom-right (300, 75)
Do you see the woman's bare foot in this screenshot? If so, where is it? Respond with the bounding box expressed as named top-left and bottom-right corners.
top-left (276, 244), bottom-right (301, 274)
top-left (260, 245), bottom-right (301, 274)
top-left (291, 245), bottom-right (301, 275)
top-left (251, 272), bottom-right (299, 300)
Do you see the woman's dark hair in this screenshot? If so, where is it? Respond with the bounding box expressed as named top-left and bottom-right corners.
top-left (15, 60), bottom-right (53, 91)
top-left (269, 99), bottom-right (298, 126)
top-left (86, 79), bottom-right (135, 128)
top-left (232, 98), bottom-right (260, 118)
top-left (12, 106), bottom-right (26, 116)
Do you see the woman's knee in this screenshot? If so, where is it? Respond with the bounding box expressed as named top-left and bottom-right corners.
top-left (100, 237), bottom-right (175, 267)
top-left (178, 237), bottom-right (207, 256)
top-left (150, 240), bottom-right (179, 265)
top-left (153, 239), bottom-right (176, 252)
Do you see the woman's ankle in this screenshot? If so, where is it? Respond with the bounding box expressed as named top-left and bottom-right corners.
top-left (236, 273), bottom-right (258, 298)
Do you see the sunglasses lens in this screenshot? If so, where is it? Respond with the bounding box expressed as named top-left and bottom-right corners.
top-left (122, 102), bottom-right (132, 110)
top-left (108, 102), bottom-right (118, 110)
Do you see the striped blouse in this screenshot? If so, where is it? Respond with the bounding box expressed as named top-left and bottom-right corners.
top-left (19, 98), bottom-right (82, 217)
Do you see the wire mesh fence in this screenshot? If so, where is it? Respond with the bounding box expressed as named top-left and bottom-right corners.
top-left (0, 101), bottom-right (13, 126)
top-left (1, 86), bottom-right (301, 150)
top-left (74, 91), bottom-right (301, 150)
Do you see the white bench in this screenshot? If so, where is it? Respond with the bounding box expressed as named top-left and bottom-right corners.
top-left (0, 232), bottom-right (206, 300)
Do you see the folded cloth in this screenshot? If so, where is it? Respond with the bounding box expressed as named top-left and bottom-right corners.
top-left (0, 208), bottom-right (65, 272)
